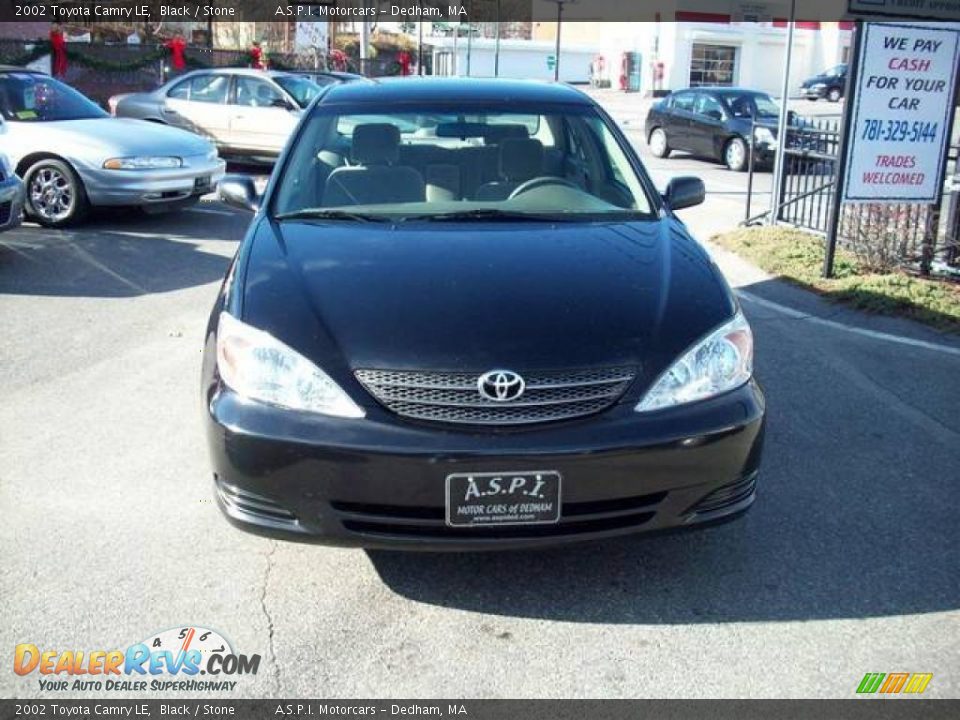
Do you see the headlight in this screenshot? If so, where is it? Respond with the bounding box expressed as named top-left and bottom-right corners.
top-left (102, 156), bottom-right (182, 170)
top-left (753, 127), bottom-right (775, 145)
top-left (636, 312), bottom-right (753, 413)
top-left (216, 312), bottom-right (365, 418)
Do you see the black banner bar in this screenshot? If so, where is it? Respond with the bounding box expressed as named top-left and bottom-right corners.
top-left (2, 0), bottom-right (960, 23)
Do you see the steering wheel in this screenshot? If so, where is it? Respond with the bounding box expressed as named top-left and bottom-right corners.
top-left (508, 176), bottom-right (581, 200)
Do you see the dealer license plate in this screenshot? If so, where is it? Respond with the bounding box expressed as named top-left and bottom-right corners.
top-left (193, 175), bottom-right (212, 192)
top-left (445, 471), bottom-right (561, 528)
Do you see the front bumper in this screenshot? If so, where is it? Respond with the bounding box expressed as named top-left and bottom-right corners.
top-left (802, 86), bottom-right (827, 99)
top-left (77, 155), bottom-right (226, 207)
top-left (749, 142), bottom-right (776, 166)
top-left (0, 176), bottom-right (25, 231)
top-left (204, 380), bottom-right (766, 551)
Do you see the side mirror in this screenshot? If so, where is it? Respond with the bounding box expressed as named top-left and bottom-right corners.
top-left (218, 174), bottom-right (260, 213)
top-left (706, 109), bottom-right (723, 121)
top-left (664, 176), bottom-right (705, 211)
top-left (271, 97), bottom-right (293, 109)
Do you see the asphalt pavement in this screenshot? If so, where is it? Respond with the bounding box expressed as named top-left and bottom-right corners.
top-left (1, 104), bottom-right (958, 699)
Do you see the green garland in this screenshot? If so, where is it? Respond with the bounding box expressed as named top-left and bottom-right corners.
top-left (268, 56), bottom-right (294, 71)
top-left (0, 43), bottom-right (309, 74)
top-left (65, 47), bottom-right (167, 71)
top-left (0, 41), bottom-right (219, 72)
top-left (0, 41), bottom-right (51, 67)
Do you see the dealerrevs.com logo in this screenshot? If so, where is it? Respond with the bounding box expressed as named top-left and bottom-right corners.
top-left (856, 672), bottom-right (933, 695)
top-left (14, 626), bottom-right (261, 693)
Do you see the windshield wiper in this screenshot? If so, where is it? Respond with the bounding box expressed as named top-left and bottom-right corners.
top-left (401, 208), bottom-right (574, 222)
top-left (274, 209), bottom-right (393, 223)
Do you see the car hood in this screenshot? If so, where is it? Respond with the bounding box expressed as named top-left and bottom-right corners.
top-left (7, 118), bottom-right (211, 158)
top-left (802, 75), bottom-right (830, 87)
top-left (239, 218), bottom-right (736, 387)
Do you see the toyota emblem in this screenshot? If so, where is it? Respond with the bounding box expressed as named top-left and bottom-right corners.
top-left (477, 370), bottom-right (525, 402)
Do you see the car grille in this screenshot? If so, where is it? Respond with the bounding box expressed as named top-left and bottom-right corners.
top-left (354, 366), bottom-right (637, 426)
top-left (214, 476), bottom-right (299, 528)
top-left (688, 471), bottom-right (758, 516)
top-left (331, 491), bottom-right (666, 540)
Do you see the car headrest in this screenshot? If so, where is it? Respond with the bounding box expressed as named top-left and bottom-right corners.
top-left (351, 123), bottom-right (400, 165)
top-left (499, 138), bottom-right (543, 182)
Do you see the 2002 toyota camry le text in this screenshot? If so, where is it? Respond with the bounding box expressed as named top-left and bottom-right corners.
top-left (201, 78), bottom-right (766, 550)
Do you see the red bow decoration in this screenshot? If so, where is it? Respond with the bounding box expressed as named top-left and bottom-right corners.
top-left (50, 29), bottom-right (67, 77)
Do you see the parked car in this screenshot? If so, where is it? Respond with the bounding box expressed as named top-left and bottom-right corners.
top-left (0, 153), bottom-right (24, 232)
top-left (0, 66), bottom-right (224, 227)
top-left (291, 70), bottom-right (365, 87)
top-left (801, 64), bottom-right (847, 102)
top-left (645, 87), bottom-right (789, 171)
top-left (111, 69), bottom-right (323, 160)
top-left (202, 78), bottom-right (765, 550)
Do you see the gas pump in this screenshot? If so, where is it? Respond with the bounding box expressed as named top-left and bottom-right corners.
top-left (653, 61), bottom-right (665, 93)
top-left (620, 52), bottom-right (642, 93)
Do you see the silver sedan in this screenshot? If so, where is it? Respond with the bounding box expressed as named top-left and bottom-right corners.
top-left (0, 67), bottom-right (225, 227)
top-left (111, 68), bottom-right (321, 160)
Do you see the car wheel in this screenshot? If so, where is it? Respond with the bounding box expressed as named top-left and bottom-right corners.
top-left (827, 87), bottom-right (842, 103)
top-left (24, 158), bottom-right (89, 228)
top-left (649, 128), bottom-right (672, 158)
top-left (724, 137), bottom-right (748, 172)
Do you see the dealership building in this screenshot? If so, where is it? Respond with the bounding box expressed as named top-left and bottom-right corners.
top-left (531, 18), bottom-right (853, 95)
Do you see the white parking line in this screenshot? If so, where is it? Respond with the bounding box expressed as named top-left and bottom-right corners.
top-left (69, 243), bottom-right (148, 295)
top-left (737, 290), bottom-right (960, 357)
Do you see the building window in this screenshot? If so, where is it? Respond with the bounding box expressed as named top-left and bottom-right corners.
top-left (689, 44), bottom-right (738, 86)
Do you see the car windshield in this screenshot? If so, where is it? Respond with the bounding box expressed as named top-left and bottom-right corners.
top-left (273, 104), bottom-right (655, 221)
top-left (274, 75), bottom-right (322, 108)
top-left (726, 93), bottom-right (779, 119)
top-left (0, 72), bottom-right (106, 122)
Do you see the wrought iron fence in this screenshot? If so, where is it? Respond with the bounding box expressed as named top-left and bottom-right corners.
top-left (744, 115), bottom-right (959, 276)
top-left (775, 117), bottom-right (841, 235)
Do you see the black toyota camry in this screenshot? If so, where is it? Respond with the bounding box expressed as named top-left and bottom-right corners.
top-left (202, 78), bottom-right (765, 550)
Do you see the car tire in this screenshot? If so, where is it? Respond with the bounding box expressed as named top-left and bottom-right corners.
top-left (827, 87), bottom-right (842, 103)
top-left (724, 137), bottom-right (748, 172)
top-left (649, 128), bottom-right (672, 158)
top-left (23, 158), bottom-right (89, 228)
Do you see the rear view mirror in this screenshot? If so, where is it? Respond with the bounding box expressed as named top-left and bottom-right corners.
top-left (218, 174), bottom-right (260, 213)
top-left (664, 177), bottom-right (705, 211)
top-left (435, 122), bottom-right (488, 138)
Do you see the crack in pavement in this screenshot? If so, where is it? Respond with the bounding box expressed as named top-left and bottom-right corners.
top-left (259, 541), bottom-right (281, 696)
